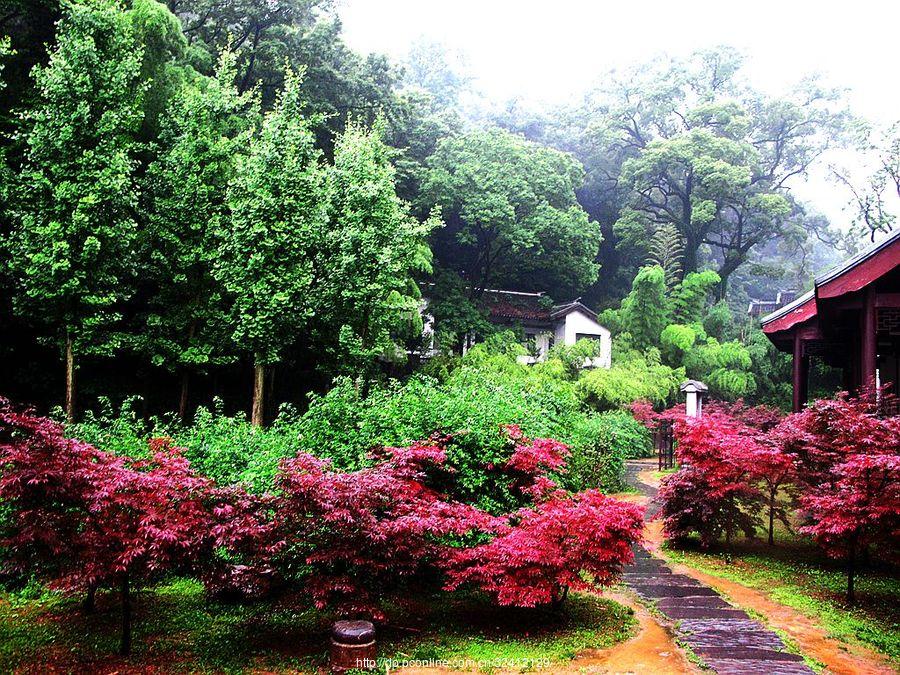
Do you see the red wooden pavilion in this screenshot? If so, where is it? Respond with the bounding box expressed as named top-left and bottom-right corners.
top-left (761, 228), bottom-right (900, 412)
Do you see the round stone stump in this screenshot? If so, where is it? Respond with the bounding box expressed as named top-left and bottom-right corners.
top-left (329, 620), bottom-right (376, 673)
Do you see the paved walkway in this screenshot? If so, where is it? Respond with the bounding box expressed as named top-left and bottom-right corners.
top-left (622, 460), bottom-right (813, 675)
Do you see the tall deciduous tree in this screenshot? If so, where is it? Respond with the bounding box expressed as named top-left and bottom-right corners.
top-left (422, 127), bottom-right (600, 300)
top-left (7, 0), bottom-right (144, 422)
top-left (142, 51), bottom-right (258, 420)
top-left (216, 67), bottom-right (328, 425)
top-left (321, 118), bottom-right (438, 378)
top-left (584, 47), bottom-right (847, 295)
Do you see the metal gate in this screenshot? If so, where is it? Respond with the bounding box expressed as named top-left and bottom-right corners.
top-left (655, 420), bottom-right (675, 470)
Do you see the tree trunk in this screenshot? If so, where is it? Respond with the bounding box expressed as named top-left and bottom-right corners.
top-left (119, 574), bottom-right (132, 656)
top-left (65, 332), bottom-right (76, 424)
top-left (251, 358), bottom-right (265, 427)
top-left (846, 542), bottom-right (856, 605)
top-left (768, 489), bottom-right (776, 546)
top-left (178, 370), bottom-right (190, 423)
top-left (82, 583), bottom-right (97, 613)
top-left (551, 584), bottom-right (569, 609)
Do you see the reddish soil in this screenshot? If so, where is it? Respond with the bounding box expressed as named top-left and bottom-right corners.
top-left (559, 591), bottom-right (699, 674)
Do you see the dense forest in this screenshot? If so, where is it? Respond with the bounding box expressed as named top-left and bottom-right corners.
top-left (0, 0), bottom-right (896, 421)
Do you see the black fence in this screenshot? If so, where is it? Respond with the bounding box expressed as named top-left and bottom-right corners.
top-left (655, 420), bottom-right (675, 470)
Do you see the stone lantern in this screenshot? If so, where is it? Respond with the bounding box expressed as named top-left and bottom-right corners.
top-left (680, 380), bottom-right (708, 418)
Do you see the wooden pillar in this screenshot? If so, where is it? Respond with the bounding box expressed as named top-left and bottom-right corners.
top-left (860, 286), bottom-right (877, 392)
top-left (792, 331), bottom-right (809, 413)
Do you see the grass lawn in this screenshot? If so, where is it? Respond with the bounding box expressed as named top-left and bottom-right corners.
top-left (662, 534), bottom-right (900, 666)
top-left (0, 579), bottom-right (636, 673)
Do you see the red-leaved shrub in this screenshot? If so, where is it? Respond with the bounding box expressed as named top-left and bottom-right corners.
top-left (657, 388), bottom-right (900, 602)
top-left (801, 453), bottom-right (900, 602)
top-left (659, 413), bottom-right (764, 548)
top-left (273, 439), bottom-right (500, 618)
top-left (0, 402), bottom-right (269, 653)
top-left (1, 400), bottom-right (644, 636)
top-left (443, 489), bottom-right (643, 606)
top-left (271, 429), bottom-right (641, 616)
top-left (781, 389), bottom-right (900, 602)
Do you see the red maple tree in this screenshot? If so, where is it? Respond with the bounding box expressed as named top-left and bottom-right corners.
top-left (659, 413), bottom-right (765, 549)
top-left (443, 489), bottom-right (643, 606)
top-left (801, 453), bottom-right (900, 602)
top-left (273, 439), bottom-right (499, 618)
top-left (0, 402), bottom-right (267, 654)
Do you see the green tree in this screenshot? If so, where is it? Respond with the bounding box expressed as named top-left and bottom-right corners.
top-left (165, 0), bottom-right (400, 152)
top-left (216, 67), bottom-right (328, 425)
top-left (142, 51), bottom-right (258, 420)
top-left (422, 127), bottom-right (600, 300)
top-left (670, 269), bottom-right (721, 324)
top-left (320, 118), bottom-right (439, 378)
top-left (619, 266), bottom-right (670, 352)
top-left (583, 47), bottom-right (847, 295)
top-left (645, 223), bottom-right (684, 289)
top-left (126, 0), bottom-right (190, 139)
top-left (7, 0), bottom-right (144, 422)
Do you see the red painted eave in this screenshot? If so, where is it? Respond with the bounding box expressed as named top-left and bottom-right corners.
top-left (761, 292), bottom-right (817, 334)
top-left (817, 234), bottom-right (900, 299)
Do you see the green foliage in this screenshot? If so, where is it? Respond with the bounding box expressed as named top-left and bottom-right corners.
top-left (746, 325), bottom-right (793, 410)
top-left (424, 266), bottom-right (495, 352)
top-left (605, 263), bottom-right (754, 402)
top-left (140, 51), bottom-right (257, 378)
top-left (703, 300), bottom-right (736, 340)
top-left (598, 47), bottom-right (846, 288)
top-left (295, 340), bottom-right (633, 510)
top-left (126, 0), bottom-right (190, 137)
top-left (320, 118), bottom-right (439, 375)
top-left (670, 270), bottom-right (721, 324)
top-left (7, 0), bottom-right (144, 357)
top-left (619, 266), bottom-right (670, 352)
top-left (296, 371), bottom-right (576, 512)
top-left (0, 579), bottom-right (635, 673)
top-left (577, 350), bottom-right (684, 411)
top-left (216, 68), bottom-right (329, 367)
top-left (660, 321), bottom-right (755, 399)
top-left (565, 411), bottom-right (652, 492)
top-left (71, 397), bottom-right (302, 492)
top-left (422, 127), bottom-right (600, 299)
top-left (546, 338), bottom-right (603, 379)
top-left (645, 224), bottom-right (684, 289)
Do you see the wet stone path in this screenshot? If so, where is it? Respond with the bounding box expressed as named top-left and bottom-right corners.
top-left (622, 461), bottom-right (813, 674)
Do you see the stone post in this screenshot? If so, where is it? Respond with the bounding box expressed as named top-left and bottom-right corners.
top-left (680, 380), bottom-right (708, 418)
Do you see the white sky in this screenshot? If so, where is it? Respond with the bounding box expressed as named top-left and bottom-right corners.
top-left (336, 0), bottom-right (900, 228)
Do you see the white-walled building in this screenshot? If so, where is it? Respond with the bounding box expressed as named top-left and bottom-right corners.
top-left (421, 289), bottom-right (611, 368)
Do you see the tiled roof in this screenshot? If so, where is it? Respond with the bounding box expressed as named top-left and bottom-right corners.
top-left (481, 289), bottom-right (551, 321)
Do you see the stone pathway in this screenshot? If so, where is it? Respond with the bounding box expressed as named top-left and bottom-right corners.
top-left (622, 461), bottom-right (813, 674)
